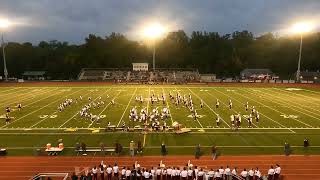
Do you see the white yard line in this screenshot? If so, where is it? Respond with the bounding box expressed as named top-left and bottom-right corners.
top-left (244, 88), bottom-right (320, 125)
top-left (275, 88), bottom-right (320, 105)
top-left (1, 89), bottom-right (71, 128)
top-left (188, 88), bottom-right (230, 128)
top-left (205, 90), bottom-right (258, 128)
top-left (87, 90), bottom-right (121, 128)
top-left (268, 88), bottom-right (320, 113)
top-left (59, 88), bottom-right (111, 128)
top-left (30, 89), bottom-right (95, 128)
top-left (0, 87), bottom-right (57, 107)
top-left (162, 87), bottom-right (174, 125)
top-left (233, 89), bottom-right (310, 129)
top-left (116, 88), bottom-right (137, 127)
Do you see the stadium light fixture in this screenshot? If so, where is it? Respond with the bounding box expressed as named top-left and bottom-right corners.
top-left (291, 22), bottom-right (314, 83)
top-left (0, 18), bottom-right (10, 81)
top-left (143, 22), bottom-right (167, 71)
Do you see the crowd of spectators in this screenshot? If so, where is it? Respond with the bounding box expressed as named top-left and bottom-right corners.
top-left (70, 161), bottom-right (281, 180)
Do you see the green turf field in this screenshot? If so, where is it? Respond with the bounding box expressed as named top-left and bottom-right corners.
top-left (0, 84), bottom-right (320, 156)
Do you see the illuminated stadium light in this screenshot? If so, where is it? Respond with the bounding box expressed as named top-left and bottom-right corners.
top-left (292, 22), bottom-right (313, 33)
top-left (0, 19), bottom-right (10, 28)
top-left (143, 22), bottom-right (166, 39)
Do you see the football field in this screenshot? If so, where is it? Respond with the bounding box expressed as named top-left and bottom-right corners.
top-left (1, 84), bottom-right (320, 156)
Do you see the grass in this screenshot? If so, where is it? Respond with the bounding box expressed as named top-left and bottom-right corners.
top-left (0, 84), bottom-right (320, 156)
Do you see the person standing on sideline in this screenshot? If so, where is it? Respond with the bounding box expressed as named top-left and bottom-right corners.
top-left (284, 142), bottom-right (290, 156)
top-left (130, 141), bottom-right (135, 157)
top-left (211, 145), bottom-right (217, 160)
top-left (195, 144), bottom-right (201, 159)
top-left (161, 142), bottom-right (167, 156)
top-left (304, 138), bottom-right (309, 154)
top-left (274, 164), bottom-right (281, 180)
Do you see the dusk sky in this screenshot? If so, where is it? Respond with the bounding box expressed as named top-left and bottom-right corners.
top-left (1, 0), bottom-right (320, 44)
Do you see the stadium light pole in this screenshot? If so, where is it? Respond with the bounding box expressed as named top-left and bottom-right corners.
top-left (143, 23), bottom-right (166, 71)
top-left (0, 19), bottom-right (10, 81)
top-left (292, 22), bottom-right (312, 82)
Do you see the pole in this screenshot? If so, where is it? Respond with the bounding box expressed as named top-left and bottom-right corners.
top-left (296, 33), bottom-right (303, 82)
top-left (152, 39), bottom-right (156, 71)
top-left (1, 33), bottom-right (8, 81)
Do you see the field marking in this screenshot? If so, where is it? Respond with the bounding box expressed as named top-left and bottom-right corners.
top-left (87, 89), bottom-right (121, 128)
top-left (260, 88), bottom-right (320, 117)
top-left (117, 88), bottom-right (137, 127)
top-left (143, 133), bottom-right (147, 147)
top-left (205, 89), bottom-right (259, 128)
top-left (0, 88), bottom-right (32, 102)
top-left (213, 88), bottom-right (284, 129)
top-left (275, 88), bottom-right (320, 105)
top-left (267, 88), bottom-right (320, 113)
top-left (0, 87), bottom-right (26, 98)
top-left (0, 87), bottom-right (21, 95)
top-left (242, 88), bottom-right (316, 127)
top-left (29, 89), bottom-right (95, 128)
top-left (0, 89), bottom-right (71, 128)
top-left (225, 89), bottom-right (297, 133)
top-left (59, 88), bottom-right (111, 128)
top-left (0, 87), bottom-right (58, 107)
top-left (188, 88), bottom-right (230, 128)
top-left (175, 87), bottom-right (205, 128)
top-left (162, 87), bottom-right (174, 125)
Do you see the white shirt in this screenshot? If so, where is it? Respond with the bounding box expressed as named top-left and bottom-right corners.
top-left (92, 168), bottom-right (98, 174)
top-left (241, 171), bottom-right (248, 177)
top-left (214, 171), bottom-right (221, 178)
top-left (176, 169), bottom-right (181, 176)
top-left (171, 169), bottom-right (176, 176)
top-left (125, 170), bottom-right (131, 177)
top-left (275, 167), bottom-right (281, 174)
top-left (113, 166), bottom-right (119, 173)
top-left (224, 168), bottom-right (231, 175)
top-left (156, 169), bottom-right (162, 175)
top-left (254, 170), bottom-right (261, 177)
top-left (268, 169), bottom-right (275, 175)
top-left (107, 167), bottom-right (112, 174)
top-left (121, 169), bottom-right (126, 175)
top-left (208, 171), bottom-right (215, 177)
top-left (198, 171), bottom-right (204, 177)
top-left (248, 170), bottom-right (254, 176)
top-left (167, 168), bottom-right (172, 175)
top-left (187, 170), bottom-right (193, 176)
top-left (231, 169), bottom-right (237, 175)
top-left (181, 170), bottom-right (188, 177)
top-left (144, 171), bottom-right (150, 178)
top-left (151, 169), bottom-right (155, 177)
top-left (218, 169), bottom-right (224, 175)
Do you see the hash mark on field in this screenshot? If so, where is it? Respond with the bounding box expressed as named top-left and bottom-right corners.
top-left (117, 88), bottom-right (137, 127)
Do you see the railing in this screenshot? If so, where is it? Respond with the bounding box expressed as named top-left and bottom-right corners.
top-left (30, 173), bottom-right (69, 180)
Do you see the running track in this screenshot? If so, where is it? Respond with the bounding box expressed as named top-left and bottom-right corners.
top-left (0, 155), bottom-right (319, 180)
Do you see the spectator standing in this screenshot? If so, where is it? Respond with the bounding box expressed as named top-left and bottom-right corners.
top-left (231, 167), bottom-right (237, 180)
top-left (130, 141), bottom-right (135, 157)
top-left (267, 166), bottom-right (275, 180)
top-left (224, 166), bottom-right (231, 180)
top-left (137, 140), bottom-right (143, 154)
top-left (181, 167), bottom-right (188, 180)
top-left (284, 142), bottom-right (290, 156)
top-left (113, 163), bottom-right (119, 180)
top-left (254, 167), bottom-right (262, 180)
top-left (92, 166), bottom-right (98, 180)
top-left (100, 164), bottom-right (105, 180)
top-left (80, 172), bottom-right (87, 180)
top-left (240, 169), bottom-right (248, 179)
top-left (121, 167), bottom-right (126, 180)
top-left (187, 167), bottom-right (193, 180)
top-left (72, 172), bottom-right (78, 180)
top-left (274, 164), bottom-right (281, 180)
top-left (125, 167), bottom-right (131, 180)
top-left (161, 143), bottom-right (167, 156)
top-left (208, 169), bottom-right (214, 180)
top-left (211, 145), bottom-right (217, 160)
top-left (248, 168), bottom-right (254, 180)
top-left (106, 165), bottom-right (112, 180)
top-left (195, 144), bottom-right (201, 159)
top-left (304, 138), bottom-right (309, 153)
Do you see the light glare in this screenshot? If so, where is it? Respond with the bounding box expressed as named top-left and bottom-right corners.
top-left (143, 23), bottom-right (166, 39)
top-left (0, 19), bottom-right (10, 28)
top-left (292, 22), bottom-right (313, 33)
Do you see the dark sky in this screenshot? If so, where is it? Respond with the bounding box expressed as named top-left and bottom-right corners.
top-left (1, 0), bottom-right (319, 44)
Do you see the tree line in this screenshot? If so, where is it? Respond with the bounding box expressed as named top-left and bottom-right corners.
top-left (1, 30), bottom-right (319, 79)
